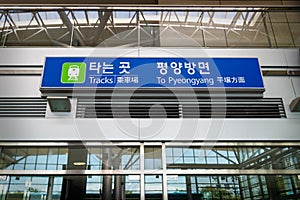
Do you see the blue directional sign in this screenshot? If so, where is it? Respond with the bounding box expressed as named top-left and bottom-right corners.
top-left (40, 57), bottom-right (264, 90)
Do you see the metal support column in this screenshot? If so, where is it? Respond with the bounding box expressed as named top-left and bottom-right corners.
top-left (121, 176), bottom-right (126, 200)
top-left (137, 11), bottom-right (140, 47)
top-left (162, 143), bottom-right (168, 200)
top-left (186, 175), bottom-right (193, 200)
top-left (140, 143), bottom-right (145, 200)
top-left (102, 148), bottom-right (112, 200)
top-left (113, 158), bottom-right (122, 200)
top-left (46, 176), bottom-right (54, 200)
top-left (266, 152), bottom-right (281, 200)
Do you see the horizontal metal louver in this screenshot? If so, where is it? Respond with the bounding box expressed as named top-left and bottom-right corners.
top-left (0, 97), bottom-right (47, 117)
top-left (77, 98), bottom-right (286, 118)
top-left (182, 98), bottom-right (286, 118)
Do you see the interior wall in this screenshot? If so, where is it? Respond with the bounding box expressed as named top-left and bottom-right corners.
top-left (0, 48), bottom-right (299, 141)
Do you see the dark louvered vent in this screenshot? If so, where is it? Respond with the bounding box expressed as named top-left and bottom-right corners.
top-left (0, 97), bottom-right (47, 117)
top-left (77, 98), bottom-right (286, 118)
top-left (183, 98), bottom-right (286, 118)
top-left (77, 101), bottom-right (180, 118)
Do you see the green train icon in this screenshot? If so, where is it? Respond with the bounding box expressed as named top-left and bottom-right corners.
top-left (61, 62), bottom-right (86, 83)
top-left (67, 65), bottom-right (81, 81)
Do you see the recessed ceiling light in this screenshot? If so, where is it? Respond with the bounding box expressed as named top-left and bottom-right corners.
top-left (73, 161), bottom-right (86, 166)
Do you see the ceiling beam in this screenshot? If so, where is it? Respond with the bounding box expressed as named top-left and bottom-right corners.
top-left (87, 11), bottom-right (112, 46)
top-left (58, 10), bottom-right (86, 46)
top-left (239, 148), bottom-right (281, 168)
top-left (0, 0), bottom-right (158, 5)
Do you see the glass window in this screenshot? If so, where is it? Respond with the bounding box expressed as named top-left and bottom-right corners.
top-left (145, 175), bottom-right (162, 199)
top-left (145, 147), bottom-right (162, 170)
top-left (86, 146), bottom-right (140, 170)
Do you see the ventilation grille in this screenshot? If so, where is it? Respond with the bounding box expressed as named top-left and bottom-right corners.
top-left (182, 98), bottom-right (286, 118)
top-left (77, 98), bottom-right (286, 118)
top-left (0, 98), bottom-right (47, 117)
